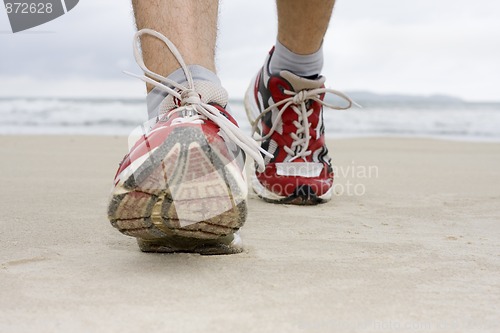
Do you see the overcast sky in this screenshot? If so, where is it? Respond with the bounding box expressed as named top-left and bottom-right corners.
top-left (1, 0), bottom-right (499, 101)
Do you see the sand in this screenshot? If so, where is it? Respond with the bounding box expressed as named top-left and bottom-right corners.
top-left (0, 136), bottom-right (499, 333)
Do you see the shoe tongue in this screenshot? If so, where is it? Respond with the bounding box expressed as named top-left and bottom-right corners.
top-left (159, 80), bottom-right (229, 115)
top-left (280, 70), bottom-right (326, 92)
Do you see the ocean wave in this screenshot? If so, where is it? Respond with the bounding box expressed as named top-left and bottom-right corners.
top-left (0, 98), bottom-right (499, 141)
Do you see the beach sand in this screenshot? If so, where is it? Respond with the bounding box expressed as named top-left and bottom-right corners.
top-left (0, 136), bottom-right (499, 332)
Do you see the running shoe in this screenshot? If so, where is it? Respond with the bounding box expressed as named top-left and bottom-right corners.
top-left (244, 47), bottom-right (356, 205)
top-left (108, 29), bottom-right (268, 254)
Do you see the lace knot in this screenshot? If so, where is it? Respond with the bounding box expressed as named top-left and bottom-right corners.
top-left (180, 89), bottom-right (201, 106)
top-left (292, 90), bottom-right (308, 104)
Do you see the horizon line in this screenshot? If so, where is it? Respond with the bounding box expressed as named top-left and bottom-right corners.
top-left (0, 93), bottom-right (499, 104)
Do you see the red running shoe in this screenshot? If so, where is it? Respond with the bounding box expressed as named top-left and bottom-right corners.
top-left (108, 29), bottom-right (266, 254)
top-left (245, 48), bottom-right (356, 205)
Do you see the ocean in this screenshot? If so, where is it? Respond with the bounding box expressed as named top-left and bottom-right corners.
top-left (1, 96), bottom-right (499, 141)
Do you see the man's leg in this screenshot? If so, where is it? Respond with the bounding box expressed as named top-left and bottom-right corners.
top-left (270, 0), bottom-right (335, 77)
top-left (132, 0), bottom-right (218, 92)
top-left (276, 0), bottom-right (335, 55)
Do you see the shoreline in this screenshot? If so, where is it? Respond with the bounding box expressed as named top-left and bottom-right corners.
top-left (2, 132), bottom-right (500, 144)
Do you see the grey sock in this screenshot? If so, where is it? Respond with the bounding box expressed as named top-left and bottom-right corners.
top-left (269, 40), bottom-right (324, 77)
top-left (146, 65), bottom-right (220, 120)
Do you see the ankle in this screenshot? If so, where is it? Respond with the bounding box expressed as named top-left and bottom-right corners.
top-left (269, 40), bottom-right (324, 78)
top-left (147, 65), bottom-right (221, 119)
top-left (166, 65), bottom-right (220, 86)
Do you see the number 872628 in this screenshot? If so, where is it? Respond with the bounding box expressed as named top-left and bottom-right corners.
top-left (5, 2), bottom-right (53, 14)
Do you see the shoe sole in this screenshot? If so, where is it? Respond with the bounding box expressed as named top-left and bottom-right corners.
top-left (108, 126), bottom-right (247, 254)
top-left (250, 171), bottom-right (332, 205)
top-left (136, 232), bottom-right (243, 255)
top-left (244, 80), bottom-right (332, 205)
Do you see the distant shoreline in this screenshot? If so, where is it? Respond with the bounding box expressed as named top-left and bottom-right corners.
top-left (1, 97), bottom-right (499, 139)
top-left (1, 92), bottom-right (499, 105)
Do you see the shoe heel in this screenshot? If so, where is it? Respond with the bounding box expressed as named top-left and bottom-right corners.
top-left (137, 233), bottom-right (243, 255)
top-left (244, 76), bottom-right (261, 130)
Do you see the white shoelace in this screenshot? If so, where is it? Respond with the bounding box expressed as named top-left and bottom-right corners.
top-left (251, 87), bottom-right (359, 162)
top-left (125, 29), bottom-right (272, 172)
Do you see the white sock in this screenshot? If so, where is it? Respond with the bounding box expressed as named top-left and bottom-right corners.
top-left (269, 40), bottom-right (324, 78)
top-left (146, 65), bottom-right (220, 120)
